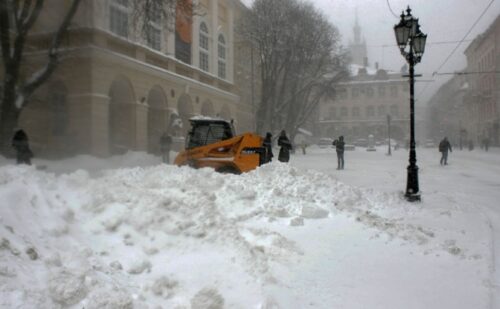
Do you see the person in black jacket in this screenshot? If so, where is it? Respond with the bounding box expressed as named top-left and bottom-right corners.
top-left (439, 137), bottom-right (452, 165)
top-left (332, 135), bottom-right (345, 170)
top-left (262, 132), bottom-right (274, 163)
top-left (12, 129), bottom-right (33, 165)
top-left (277, 130), bottom-right (292, 163)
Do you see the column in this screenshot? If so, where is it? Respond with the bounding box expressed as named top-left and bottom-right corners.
top-left (69, 93), bottom-right (110, 157)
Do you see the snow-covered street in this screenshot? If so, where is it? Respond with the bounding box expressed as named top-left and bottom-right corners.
top-left (0, 146), bottom-right (499, 308)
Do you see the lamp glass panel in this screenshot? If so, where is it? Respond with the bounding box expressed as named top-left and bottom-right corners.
top-left (414, 33), bottom-right (427, 55)
top-left (394, 23), bottom-right (410, 48)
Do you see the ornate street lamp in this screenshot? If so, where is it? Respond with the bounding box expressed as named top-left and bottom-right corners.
top-left (394, 6), bottom-right (427, 202)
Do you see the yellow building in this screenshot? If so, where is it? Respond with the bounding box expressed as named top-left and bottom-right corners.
top-left (12, 0), bottom-right (255, 158)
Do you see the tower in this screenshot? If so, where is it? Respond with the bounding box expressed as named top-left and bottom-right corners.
top-left (348, 10), bottom-right (368, 67)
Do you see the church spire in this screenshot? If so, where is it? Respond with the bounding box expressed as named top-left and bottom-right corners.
top-left (348, 9), bottom-right (368, 67)
top-left (353, 8), bottom-right (361, 44)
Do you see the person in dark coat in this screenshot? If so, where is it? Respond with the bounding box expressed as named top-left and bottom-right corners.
top-left (12, 129), bottom-right (33, 165)
top-left (262, 132), bottom-right (274, 163)
top-left (332, 135), bottom-right (345, 170)
top-left (160, 131), bottom-right (172, 164)
top-left (483, 137), bottom-right (490, 152)
top-left (277, 130), bottom-right (292, 163)
top-left (439, 137), bottom-right (452, 165)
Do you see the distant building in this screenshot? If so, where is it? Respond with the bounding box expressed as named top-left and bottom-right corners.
top-left (463, 15), bottom-right (500, 146)
top-left (428, 14), bottom-right (499, 147)
top-left (316, 64), bottom-right (411, 143)
top-left (426, 75), bottom-right (468, 145)
top-left (5, 0), bottom-right (256, 158)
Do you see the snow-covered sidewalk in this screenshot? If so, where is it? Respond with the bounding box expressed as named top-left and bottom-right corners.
top-left (0, 148), bottom-right (497, 308)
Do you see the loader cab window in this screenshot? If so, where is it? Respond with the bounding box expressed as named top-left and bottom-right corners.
top-left (186, 121), bottom-right (234, 149)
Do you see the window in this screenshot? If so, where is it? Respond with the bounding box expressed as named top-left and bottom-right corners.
top-left (378, 86), bottom-right (385, 97)
top-left (390, 105), bottom-right (399, 117)
top-left (341, 106), bottom-right (348, 117)
top-left (366, 106), bottom-right (375, 117)
top-left (218, 34), bottom-right (226, 79)
top-left (328, 107), bottom-right (337, 119)
top-left (365, 87), bottom-right (374, 97)
top-left (110, 0), bottom-right (129, 38)
top-left (352, 87), bottom-right (360, 98)
top-left (352, 107), bottom-right (360, 118)
top-left (338, 88), bottom-right (348, 100)
top-left (199, 22), bottom-right (209, 72)
top-left (146, 1), bottom-right (161, 50)
top-left (378, 105), bottom-right (387, 117)
top-left (390, 85), bottom-right (398, 97)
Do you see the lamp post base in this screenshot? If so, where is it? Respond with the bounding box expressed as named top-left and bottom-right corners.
top-left (405, 164), bottom-right (420, 202)
top-left (404, 192), bottom-right (421, 202)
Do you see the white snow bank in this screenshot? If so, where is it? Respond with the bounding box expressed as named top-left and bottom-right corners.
top-left (0, 150), bottom-right (492, 308)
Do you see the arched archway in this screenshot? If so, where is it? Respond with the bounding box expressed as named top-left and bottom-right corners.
top-left (218, 104), bottom-right (231, 121)
top-left (147, 85), bottom-right (168, 154)
top-left (48, 82), bottom-right (72, 156)
top-left (200, 100), bottom-right (215, 117)
top-left (177, 94), bottom-right (194, 137)
top-left (48, 82), bottom-right (69, 137)
top-left (109, 76), bottom-right (136, 154)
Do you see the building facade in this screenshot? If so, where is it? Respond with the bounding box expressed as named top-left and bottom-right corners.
top-left (10, 0), bottom-right (255, 158)
top-left (463, 15), bottom-right (500, 146)
top-left (426, 74), bottom-right (468, 146)
top-left (427, 15), bottom-right (499, 147)
top-left (316, 65), bottom-right (411, 144)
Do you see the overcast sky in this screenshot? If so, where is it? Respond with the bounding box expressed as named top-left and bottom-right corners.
top-left (240, 0), bottom-right (500, 104)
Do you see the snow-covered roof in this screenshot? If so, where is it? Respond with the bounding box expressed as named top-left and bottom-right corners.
top-left (349, 64), bottom-right (377, 76)
top-left (297, 128), bottom-right (313, 136)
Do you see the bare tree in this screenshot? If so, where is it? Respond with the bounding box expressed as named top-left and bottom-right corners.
top-left (239, 0), bottom-right (348, 139)
top-left (0, 0), bottom-right (81, 154)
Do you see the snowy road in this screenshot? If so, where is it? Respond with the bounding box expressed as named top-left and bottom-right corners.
top-left (292, 146), bottom-right (500, 308)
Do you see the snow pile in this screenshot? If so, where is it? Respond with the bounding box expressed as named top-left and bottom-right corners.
top-left (0, 152), bottom-right (492, 308)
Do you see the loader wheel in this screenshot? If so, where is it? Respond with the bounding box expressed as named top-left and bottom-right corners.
top-left (216, 166), bottom-right (241, 175)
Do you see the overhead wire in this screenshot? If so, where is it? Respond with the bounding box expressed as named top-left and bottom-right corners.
top-left (386, 0), bottom-right (399, 18)
top-left (434, 71), bottom-right (500, 76)
top-left (367, 39), bottom-right (473, 48)
top-left (432, 0), bottom-right (495, 76)
top-left (418, 0), bottom-right (496, 98)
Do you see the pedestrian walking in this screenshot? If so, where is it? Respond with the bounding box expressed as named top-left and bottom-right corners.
top-left (332, 135), bottom-right (345, 170)
top-left (483, 137), bottom-right (490, 152)
top-left (277, 130), bottom-right (292, 163)
top-left (439, 137), bottom-right (452, 165)
top-left (160, 131), bottom-right (172, 164)
top-left (12, 129), bottom-right (33, 165)
top-left (262, 132), bottom-right (274, 163)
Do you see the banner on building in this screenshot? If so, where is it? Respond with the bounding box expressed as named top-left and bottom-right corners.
top-left (175, 0), bottom-right (193, 64)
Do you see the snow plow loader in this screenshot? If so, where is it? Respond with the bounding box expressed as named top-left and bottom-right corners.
top-left (174, 118), bottom-right (265, 174)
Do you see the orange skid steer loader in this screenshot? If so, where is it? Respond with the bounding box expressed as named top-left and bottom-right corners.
top-left (174, 118), bottom-right (265, 174)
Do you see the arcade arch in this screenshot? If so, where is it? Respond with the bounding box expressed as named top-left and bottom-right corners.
top-left (200, 100), bottom-right (215, 117)
top-left (109, 76), bottom-right (136, 154)
top-left (177, 94), bottom-right (194, 137)
top-left (147, 85), bottom-right (168, 154)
